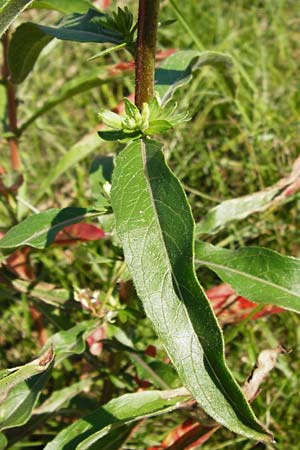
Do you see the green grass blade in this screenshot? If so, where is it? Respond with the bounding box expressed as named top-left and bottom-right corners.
top-left (195, 241), bottom-right (300, 313)
top-left (19, 68), bottom-right (125, 133)
top-left (110, 139), bottom-right (272, 441)
top-left (32, 132), bottom-right (104, 205)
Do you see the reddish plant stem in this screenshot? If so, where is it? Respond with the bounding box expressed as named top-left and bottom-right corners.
top-left (1, 31), bottom-right (20, 171)
top-left (135, 0), bottom-right (160, 110)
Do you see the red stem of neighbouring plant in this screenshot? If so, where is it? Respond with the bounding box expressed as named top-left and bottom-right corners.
top-left (1, 31), bottom-right (20, 171)
top-left (135, 0), bottom-right (160, 110)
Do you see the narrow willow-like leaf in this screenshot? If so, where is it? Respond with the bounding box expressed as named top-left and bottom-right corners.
top-left (34, 379), bottom-right (92, 414)
top-left (0, 367), bottom-right (51, 431)
top-left (155, 50), bottom-right (238, 105)
top-left (195, 159), bottom-right (300, 237)
top-left (111, 139), bottom-right (271, 441)
top-left (31, 0), bottom-right (92, 14)
top-left (0, 0), bottom-right (33, 37)
top-left (12, 279), bottom-right (71, 308)
top-left (36, 8), bottom-right (122, 44)
top-left (0, 207), bottom-right (102, 249)
top-left (8, 22), bottom-right (53, 84)
top-left (0, 346), bottom-right (54, 403)
top-left (19, 68), bottom-right (126, 133)
top-left (0, 321), bottom-right (97, 431)
top-left (195, 241), bottom-right (300, 313)
top-left (44, 388), bottom-right (190, 450)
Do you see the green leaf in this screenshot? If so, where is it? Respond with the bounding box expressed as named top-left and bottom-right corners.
top-left (195, 162), bottom-right (300, 237)
top-left (8, 22), bottom-right (52, 84)
top-left (195, 241), bottom-right (300, 314)
top-left (19, 67), bottom-right (126, 133)
top-left (0, 347), bottom-right (54, 404)
top-left (111, 139), bottom-right (271, 441)
top-left (44, 387), bottom-right (190, 450)
top-left (36, 9), bottom-right (123, 44)
top-left (98, 129), bottom-right (140, 142)
top-left (0, 321), bottom-right (98, 432)
top-left (43, 319), bottom-right (99, 365)
top-left (34, 379), bottom-right (92, 414)
top-left (155, 50), bottom-right (238, 105)
top-left (31, 0), bottom-right (92, 14)
top-left (0, 366), bottom-right (52, 431)
top-left (0, 433), bottom-right (7, 450)
top-left (0, 0), bottom-right (33, 38)
top-left (0, 207), bottom-right (102, 249)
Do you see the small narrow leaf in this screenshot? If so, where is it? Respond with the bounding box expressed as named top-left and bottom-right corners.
top-left (195, 241), bottom-right (300, 313)
top-left (44, 388), bottom-right (190, 450)
top-left (111, 139), bottom-right (271, 441)
top-left (195, 157), bottom-right (300, 236)
top-left (0, 367), bottom-right (52, 431)
top-left (12, 279), bottom-right (71, 308)
top-left (155, 50), bottom-right (238, 105)
top-left (34, 379), bottom-right (92, 414)
top-left (8, 22), bottom-right (53, 84)
top-left (0, 207), bottom-right (102, 249)
top-left (0, 0), bottom-right (33, 38)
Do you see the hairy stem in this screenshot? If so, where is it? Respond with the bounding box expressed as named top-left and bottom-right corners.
top-left (1, 31), bottom-right (20, 171)
top-left (135, 0), bottom-right (160, 110)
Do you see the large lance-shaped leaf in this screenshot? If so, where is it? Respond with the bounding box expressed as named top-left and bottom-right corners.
top-left (195, 241), bottom-right (300, 313)
top-left (155, 50), bottom-right (239, 105)
top-left (8, 22), bottom-right (53, 84)
top-left (0, 207), bottom-right (102, 249)
top-left (0, 0), bottom-right (33, 37)
top-left (110, 139), bottom-right (271, 441)
top-left (44, 387), bottom-right (190, 450)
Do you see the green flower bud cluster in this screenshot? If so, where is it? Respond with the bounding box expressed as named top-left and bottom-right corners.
top-left (98, 97), bottom-right (189, 142)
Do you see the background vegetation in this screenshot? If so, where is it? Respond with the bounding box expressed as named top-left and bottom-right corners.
top-left (1, 0), bottom-right (300, 448)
